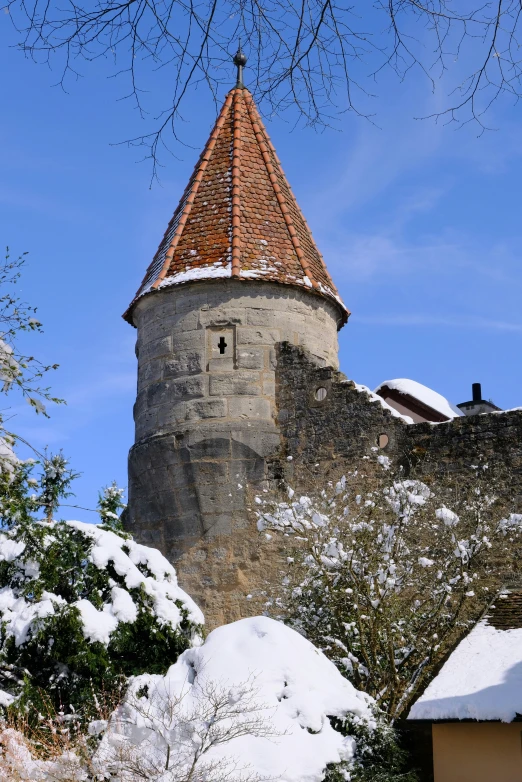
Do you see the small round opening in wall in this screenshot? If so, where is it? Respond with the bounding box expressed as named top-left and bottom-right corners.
top-left (378, 433), bottom-right (389, 449)
top-left (315, 387), bottom-right (328, 402)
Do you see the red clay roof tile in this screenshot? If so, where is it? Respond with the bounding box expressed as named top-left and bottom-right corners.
top-left (124, 88), bottom-right (349, 325)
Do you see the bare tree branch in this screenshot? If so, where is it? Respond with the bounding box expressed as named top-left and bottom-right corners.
top-left (4, 0), bottom-right (522, 175)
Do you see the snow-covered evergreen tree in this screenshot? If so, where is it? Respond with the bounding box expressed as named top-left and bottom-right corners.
top-left (0, 456), bottom-right (203, 723)
top-left (97, 481), bottom-right (126, 532)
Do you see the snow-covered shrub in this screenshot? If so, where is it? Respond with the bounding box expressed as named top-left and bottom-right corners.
top-left (0, 518), bottom-right (203, 721)
top-left (0, 717), bottom-right (101, 781)
top-left (0, 618), bottom-right (409, 782)
top-left (258, 459), bottom-right (522, 718)
top-left (98, 481), bottom-right (126, 532)
top-left (96, 616), bottom-right (388, 782)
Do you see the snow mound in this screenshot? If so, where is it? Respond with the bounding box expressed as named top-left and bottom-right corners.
top-left (98, 616), bottom-right (376, 782)
top-left (408, 618), bottom-right (522, 722)
top-left (375, 378), bottom-right (464, 420)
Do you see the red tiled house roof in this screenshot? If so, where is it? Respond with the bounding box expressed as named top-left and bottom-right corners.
top-left (124, 87), bottom-right (349, 325)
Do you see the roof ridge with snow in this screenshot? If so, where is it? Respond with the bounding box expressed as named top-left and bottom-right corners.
top-left (123, 88), bottom-right (348, 324)
top-left (375, 378), bottom-right (464, 421)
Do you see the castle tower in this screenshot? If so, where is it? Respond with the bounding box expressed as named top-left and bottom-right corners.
top-left (124, 53), bottom-right (349, 626)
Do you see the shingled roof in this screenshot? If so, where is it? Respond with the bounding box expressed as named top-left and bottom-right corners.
top-left (124, 86), bottom-right (348, 325)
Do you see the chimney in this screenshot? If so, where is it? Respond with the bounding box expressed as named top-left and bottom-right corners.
top-left (472, 383), bottom-right (482, 402)
top-left (457, 382), bottom-right (501, 416)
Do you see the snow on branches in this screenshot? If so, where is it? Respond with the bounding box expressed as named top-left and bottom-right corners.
top-left (257, 458), bottom-right (522, 718)
top-left (0, 519), bottom-right (203, 719)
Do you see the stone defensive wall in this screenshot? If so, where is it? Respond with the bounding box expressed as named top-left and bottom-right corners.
top-left (274, 342), bottom-right (522, 511)
top-left (126, 318), bottom-right (522, 627)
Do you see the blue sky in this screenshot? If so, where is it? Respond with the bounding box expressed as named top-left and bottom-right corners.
top-left (1, 19), bottom-right (521, 520)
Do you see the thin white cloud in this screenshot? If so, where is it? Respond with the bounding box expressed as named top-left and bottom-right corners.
top-left (355, 314), bottom-right (522, 333)
top-left (321, 229), bottom-right (470, 281)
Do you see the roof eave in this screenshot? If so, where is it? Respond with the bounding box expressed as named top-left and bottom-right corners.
top-left (122, 275), bottom-right (349, 329)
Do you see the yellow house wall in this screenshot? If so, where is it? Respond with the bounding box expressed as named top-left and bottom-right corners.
top-left (433, 723), bottom-right (522, 782)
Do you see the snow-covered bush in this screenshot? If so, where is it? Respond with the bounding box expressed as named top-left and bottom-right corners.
top-left (0, 726), bottom-right (79, 781)
top-left (0, 618), bottom-right (412, 781)
top-left (96, 616), bottom-right (397, 782)
top-left (98, 481), bottom-right (126, 532)
top-left (0, 518), bottom-right (203, 720)
top-left (258, 459), bottom-right (522, 718)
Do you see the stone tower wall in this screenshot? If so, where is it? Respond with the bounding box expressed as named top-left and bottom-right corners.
top-left (132, 279), bottom-right (340, 442)
top-left (126, 279), bottom-right (343, 627)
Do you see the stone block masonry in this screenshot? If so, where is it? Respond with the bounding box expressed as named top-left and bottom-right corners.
top-left (273, 342), bottom-right (522, 511)
top-left (126, 279), bottom-right (343, 628)
top-left (127, 282), bottom-right (522, 629)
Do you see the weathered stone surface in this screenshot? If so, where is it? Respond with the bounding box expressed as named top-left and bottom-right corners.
top-left (208, 357), bottom-right (235, 372)
top-left (127, 281), bottom-right (343, 627)
top-left (185, 398), bottom-right (227, 420)
top-left (227, 397), bottom-right (272, 420)
top-left (140, 336), bottom-right (172, 362)
top-left (237, 327), bottom-right (280, 345)
top-left (273, 342), bottom-right (522, 509)
top-left (236, 347), bottom-right (265, 369)
top-left (138, 359), bottom-right (163, 387)
top-left (170, 375), bottom-right (207, 399)
top-left (262, 376), bottom-right (276, 396)
top-left (164, 350), bottom-right (203, 378)
top-left (199, 308), bottom-right (246, 327)
top-left (209, 371), bottom-right (261, 396)
top-left (246, 309), bottom-right (277, 326)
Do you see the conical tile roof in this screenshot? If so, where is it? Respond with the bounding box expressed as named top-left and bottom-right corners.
top-left (124, 87), bottom-right (349, 325)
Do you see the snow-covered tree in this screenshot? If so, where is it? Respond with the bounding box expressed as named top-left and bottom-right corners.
top-left (98, 482), bottom-right (126, 532)
top-left (37, 452), bottom-right (79, 523)
top-left (0, 248), bottom-right (62, 420)
top-left (258, 458), bottom-right (522, 718)
top-left (0, 516), bottom-right (203, 723)
top-left (0, 247), bottom-right (64, 490)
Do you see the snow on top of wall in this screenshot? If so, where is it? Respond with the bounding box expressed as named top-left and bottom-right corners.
top-left (375, 379), bottom-right (464, 420)
top-left (408, 617), bottom-right (522, 722)
top-left (97, 616), bottom-right (376, 782)
top-left (352, 382), bottom-right (414, 424)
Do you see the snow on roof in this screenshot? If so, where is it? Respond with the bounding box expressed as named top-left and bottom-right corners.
top-left (375, 379), bottom-right (464, 420)
top-left (351, 382), bottom-right (414, 424)
top-left (409, 593), bottom-right (522, 722)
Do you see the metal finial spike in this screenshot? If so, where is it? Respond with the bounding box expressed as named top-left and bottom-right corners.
top-left (233, 44), bottom-right (247, 88)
